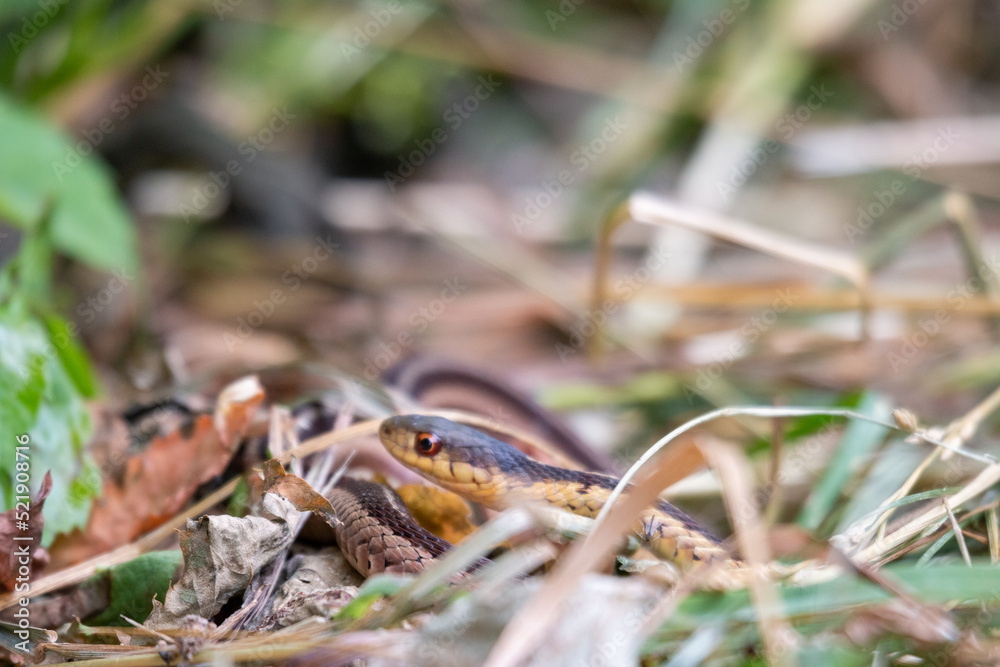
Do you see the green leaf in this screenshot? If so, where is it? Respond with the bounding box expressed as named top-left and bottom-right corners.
top-left (0, 92), bottom-right (138, 274)
top-left (0, 301), bottom-right (98, 544)
top-left (835, 439), bottom-right (928, 533)
top-left (43, 314), bottom-right (98, 398)
top-left (797, 392), bottom-right (893, 532)
top-left (334, 575), bottom-right (410, 620)
top-left (227, 477), bottom-right (251, 518)
top-left (85, 551), bottom-right (184, 626)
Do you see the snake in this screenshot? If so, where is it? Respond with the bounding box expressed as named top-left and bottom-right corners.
top-left (328, 414), bottom-right (738, 578)
top-left (326, 476), bottom-right (456, 578)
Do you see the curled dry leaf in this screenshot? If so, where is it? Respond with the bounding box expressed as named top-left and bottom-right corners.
top-left (144, 493), bottom-right (295, 630)
top-left (215, 375), bottom-right (266, 445)
top-left (49, 376), bottom-right (265, 567)
top-left (261, 459), bottom-right (341, 527)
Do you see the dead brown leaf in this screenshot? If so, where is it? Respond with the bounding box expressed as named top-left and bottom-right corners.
top-left (49, 377), bottom-right (265, 568)
top-left (261, 460), bottom-right (339, 528)
top-left (144, 493), bottom-right (295, 630)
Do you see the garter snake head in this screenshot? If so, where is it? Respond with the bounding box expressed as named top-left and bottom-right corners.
top-left (379, 414), bottom-right (518, 506)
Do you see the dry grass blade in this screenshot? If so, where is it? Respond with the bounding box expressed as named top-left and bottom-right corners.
top-left (590, 192), bottom-right (871, 355)
top-left (637, 283), bottom-right (1000, 315)
top-left (939, 382), bottom-right (1000, 459)
top-left (848, 382), bottom-right (1000, 553)
top-left (404, 14), bottom-right (659, 106)
top-left (483, 438), bottom-right (705, 667)
top-left (862, 192), bottom-right (956, 271)
top-left (50, 627), bottom-right (411, 667)
top-left (41, 643), bottom-right (159, 660)
top-left (274, 418), bottom-right (381, 461)
top-left (473, 539), bottom-right (559, 599)
top-left (391, 507), bottom-right (535, 605)
top-left (697, 436), bottom-right (796, 667)
top-left (989, 507), bottom-right (1000, 564)
top-left (791, 115), bottom-right (1000, 176)
top-left (627, 192), bottom-right (868, 287)
top-left (943, 501), bottom-right (973, 566)
top-left (855, 461), bottom-right (1000, 565)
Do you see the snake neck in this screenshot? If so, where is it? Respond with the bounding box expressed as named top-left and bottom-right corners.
top-left (500, 457), bottom-right (619, 517)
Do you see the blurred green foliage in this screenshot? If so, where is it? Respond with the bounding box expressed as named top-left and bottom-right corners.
top-left (0, 2), bottom-right (143, 542)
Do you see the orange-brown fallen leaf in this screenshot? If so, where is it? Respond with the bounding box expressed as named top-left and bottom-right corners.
top-left (49, 377), bottom-right (265, 568)
top-left (261, 459), bottom-right (339, 525)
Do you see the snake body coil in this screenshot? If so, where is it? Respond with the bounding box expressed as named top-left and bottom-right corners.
top-left (326, 476), bottom-right (452, 577)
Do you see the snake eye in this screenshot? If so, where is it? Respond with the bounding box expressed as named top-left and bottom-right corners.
top-left (415, 432), bottom-right (441, 456)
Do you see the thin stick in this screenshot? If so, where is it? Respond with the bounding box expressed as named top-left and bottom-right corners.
top-left (988, 507), bottom-right (1000, 564)
top-left (944, 501), bottom-right (973, 567)
top-left (699, 438), bottom-right (796, 667)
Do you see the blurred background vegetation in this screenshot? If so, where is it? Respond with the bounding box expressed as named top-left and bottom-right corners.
top-left (3, 0), bottom-right (1000, 662)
